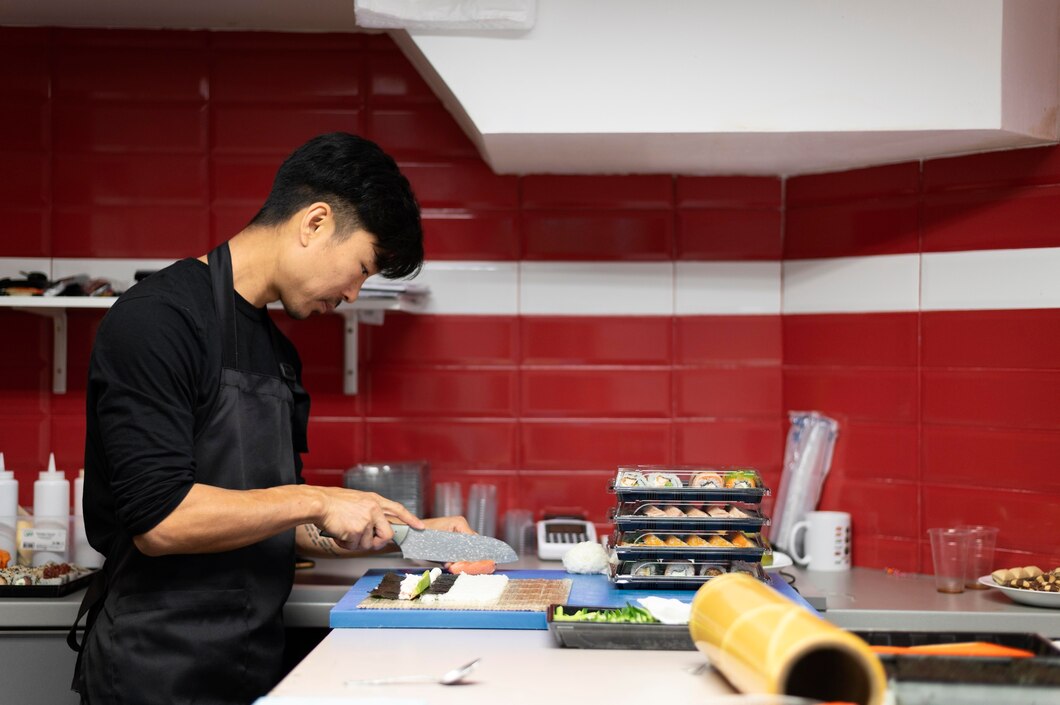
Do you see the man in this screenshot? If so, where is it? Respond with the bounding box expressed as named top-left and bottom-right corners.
top-left (71, 132), bottom-right (466, 704)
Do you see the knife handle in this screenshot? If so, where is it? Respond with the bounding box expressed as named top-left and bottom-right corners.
top-left (319, 523), bottom-right (410, 542)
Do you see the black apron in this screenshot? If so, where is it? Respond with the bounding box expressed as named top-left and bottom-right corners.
top-left (70, 243), bottom-right (308, 704)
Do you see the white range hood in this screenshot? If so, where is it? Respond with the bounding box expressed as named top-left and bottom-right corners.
top-left (392, 0), bottom-right (1060, 175)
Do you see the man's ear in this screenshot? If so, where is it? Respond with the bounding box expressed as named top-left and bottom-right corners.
top-left (298, 202), bottom-right (332, 246)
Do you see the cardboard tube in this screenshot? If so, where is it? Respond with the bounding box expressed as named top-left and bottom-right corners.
top-left (689, 573), bottom-right (887, 705)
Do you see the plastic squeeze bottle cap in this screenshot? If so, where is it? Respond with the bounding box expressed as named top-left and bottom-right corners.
top-left (40, 452), bottom-right (65, 480)
top-left (0, 451), bottom-right (10, 480)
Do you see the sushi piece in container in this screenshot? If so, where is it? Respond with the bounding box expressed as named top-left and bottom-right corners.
top-left (616, 470), bottom-right (648, 487)
top-left (685, 535), bottom-right (709, 547)
top-left (663, 560), bottom-right (697, 577)
top-left (662, 505), bottom-right (686, 517)
top-left (684, 507), bottom-right (708, 517)
top-left (663, 535), bottom-right (688, 547)
top-left (708, 534), bottom-right (735, 548)
top-left (646, 472), bottom-right (683, 488)
top-left (707, 506), bottom-right (730, 518)
top-left (723, 470), bottom-right (760, 489)
top-left (641, 504), bottom-right (667, 517)
top-left (638, 533), bottom-right (665, 546)
top-left (700, 565), bottom-right (727, 577)
top-left (730, 532), bottom-right (754, 548)
top-left (632, 561), bottom-right (660, 577)
top-left (691, 471), bottom-right (725, 488)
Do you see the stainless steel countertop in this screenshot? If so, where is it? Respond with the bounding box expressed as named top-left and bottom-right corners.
top-left (4, 558), bottom-right (1059, 637)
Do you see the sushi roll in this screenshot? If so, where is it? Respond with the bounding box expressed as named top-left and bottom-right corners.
top-left (647, 472), bottom-right (683, 488)
top-left (639, 533), bottom-right (665, 546)
top-left (664, 534), bottom-right (688, 547)
top-left (632, 561), bottom-right (659, 577)
top-left (700, 565), bottom-right (727, 577)
top-left (707, 535), bottom-right (735, 548)
top-left (684, 507), bottom-right (708, 518)
top-left (723, 470), bottom-right (760, 489)
top-left (617, 470), bottom-right (648, 487)
top-left (664, 560), bottom-right (696, 577)
top-left (691, 471), bottom-right (724, 488)
top-left (641, 504), bottom-right (667, 517)
top-left (662, 505), bottom-right (686, 517)
top-left (707, 506), bottom-right (730, 518)
top-left (727, 505), bottom-right (751, 518)
top-left (685, 535), bottom-right (709, 547)
top-left (730, 532), bottom-right (755, 548)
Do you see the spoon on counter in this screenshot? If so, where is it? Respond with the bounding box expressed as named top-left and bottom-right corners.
top-left (346, 658), bottom-right (481, 687)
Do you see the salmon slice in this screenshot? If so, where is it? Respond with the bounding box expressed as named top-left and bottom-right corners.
top-left (449, 560), bottom-right (496, 575)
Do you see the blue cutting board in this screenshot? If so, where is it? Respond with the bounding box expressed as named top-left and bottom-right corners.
top-left (329, 569), bottom-right (813, 630)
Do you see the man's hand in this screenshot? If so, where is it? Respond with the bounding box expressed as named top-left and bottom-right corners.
top-left (421, 515), bottom-right (475, 535)
top-left (315, 487), bottom-right (425, 551)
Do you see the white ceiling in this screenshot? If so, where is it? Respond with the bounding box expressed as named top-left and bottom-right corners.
top-left (3, 0), bottom-right (1059, 176)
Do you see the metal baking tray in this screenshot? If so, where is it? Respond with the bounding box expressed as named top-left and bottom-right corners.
top-left (546, 604), bottom-right (695, 650)
top-left (855, 630), bottom-right (1060, 684)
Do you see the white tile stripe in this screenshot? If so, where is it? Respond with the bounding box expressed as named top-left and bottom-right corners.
top-left (782, 254), bottom-right (921, 314)
top-left (920, 247), bottom-right (1060, 312)
top-left (3, 249), bottom-right (1060, 315)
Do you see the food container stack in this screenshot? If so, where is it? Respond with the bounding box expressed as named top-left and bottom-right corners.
top-left (607, 465), bottom-right (772, 589)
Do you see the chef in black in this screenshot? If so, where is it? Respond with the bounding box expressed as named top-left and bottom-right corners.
top-left (71, 132), bottom-right (469, 704)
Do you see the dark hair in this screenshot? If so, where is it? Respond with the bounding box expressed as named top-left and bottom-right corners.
top-left (249, 132), bottom-right (423, 279)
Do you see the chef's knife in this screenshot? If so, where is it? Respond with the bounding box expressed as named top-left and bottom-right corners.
top-left (323, 524), bottom-right (518, 564)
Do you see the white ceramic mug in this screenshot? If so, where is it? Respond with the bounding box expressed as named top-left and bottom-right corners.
top-left (790, 511), bottom-right (851, 571)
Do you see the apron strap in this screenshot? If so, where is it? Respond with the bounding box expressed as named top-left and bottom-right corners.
top-left (207, 242), bottom-right (239, 369)
top-left (67, 567), bottom-right (107, 691)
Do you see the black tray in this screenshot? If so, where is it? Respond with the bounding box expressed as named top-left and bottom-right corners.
top-left (0, 570), bottom-right (97, 598)
top-left (854, 630), bottom-right (1060, 686)
top-left (547, 605), bottom-right (695, 650)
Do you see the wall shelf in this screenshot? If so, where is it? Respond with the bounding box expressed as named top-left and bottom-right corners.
top-left (0, 295), bottom-right (427, 395)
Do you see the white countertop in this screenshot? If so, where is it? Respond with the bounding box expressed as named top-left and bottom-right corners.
top-left (267, 627), bottom-right (734, 704)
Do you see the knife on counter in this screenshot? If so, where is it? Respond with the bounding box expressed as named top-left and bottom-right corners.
top-left (323, 524), bottom-right (519, 564)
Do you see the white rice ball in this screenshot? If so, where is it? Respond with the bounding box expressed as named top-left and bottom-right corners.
top-left (561, 541), bottom-right (611, 574)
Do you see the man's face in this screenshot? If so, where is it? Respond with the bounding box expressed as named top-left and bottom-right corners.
top-left (282, 226), bottom-right (378, 320)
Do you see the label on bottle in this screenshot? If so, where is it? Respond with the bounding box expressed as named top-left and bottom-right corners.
top-left (20, 528), bottom-right (68, 551)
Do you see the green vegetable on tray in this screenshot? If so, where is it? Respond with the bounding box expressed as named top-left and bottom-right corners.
top-left (552, 603), bottom-right (659, 624)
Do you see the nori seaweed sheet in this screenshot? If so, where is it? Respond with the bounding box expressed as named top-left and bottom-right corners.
top-left (369, 572), bottom-right (404, 599)
top-left (425, 573), bottom-right (458, 595)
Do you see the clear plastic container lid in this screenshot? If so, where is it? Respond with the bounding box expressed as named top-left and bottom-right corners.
top-left (611, 528), bottom-right (771, 562)
top-left (611, 465), bottom-right (768, 503)
top-left (609, 501), bottom-right (768, 531)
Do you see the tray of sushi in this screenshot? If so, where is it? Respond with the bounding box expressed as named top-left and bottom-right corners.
top-left (612, 559), bottom-right (766, 590)
top-left (611, 529), bottom-right (771, 562)
top-left (609, 465), bottom-right (768, 502)
top-left (609, 501), bottom-right (768, 531)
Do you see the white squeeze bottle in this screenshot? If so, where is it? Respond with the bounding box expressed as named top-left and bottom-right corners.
top-left (31, 453), bottom-right (70, 567)
top-left (0, 453), bottom-right (18, 561)
top-left (73, 469), bottom-right (104, 568)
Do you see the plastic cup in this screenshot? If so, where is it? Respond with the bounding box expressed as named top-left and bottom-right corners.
top-left (467, 483), bottom-right (498, 538)
top-left (432, 482), bottom-right (462, 518)
top-left (956, 525), bottom-right (999, 589)
top-left (503, 509), bottom-right (534, 557)
top-left (927, 528), bottom-right (972, 594)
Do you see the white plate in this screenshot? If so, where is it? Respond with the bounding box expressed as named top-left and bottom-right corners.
top-left (978, 575), bottom-right (1060, 608)
top-left (764, 551), bottom-right (793, 572)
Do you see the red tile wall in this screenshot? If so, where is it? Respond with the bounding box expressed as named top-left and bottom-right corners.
top-left (1, 27), bottom-right (1055, 573)
top-left (786, 152), bottom-right (1060, 573)
top-left (0, 28), bottom-right (784, 542)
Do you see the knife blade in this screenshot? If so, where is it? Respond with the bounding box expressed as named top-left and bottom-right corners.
top-left (322, 524), bottom-right (518, 564)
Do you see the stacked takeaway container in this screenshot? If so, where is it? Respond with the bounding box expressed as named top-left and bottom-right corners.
top-left (608, 466), bottom-right (773, 589)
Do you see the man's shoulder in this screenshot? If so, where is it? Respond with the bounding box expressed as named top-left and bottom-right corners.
top-left (104, 259), bottom-right (214, 333)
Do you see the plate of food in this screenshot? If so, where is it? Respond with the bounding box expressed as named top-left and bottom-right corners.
top-left (978, 566), bottom-right (1060, 609)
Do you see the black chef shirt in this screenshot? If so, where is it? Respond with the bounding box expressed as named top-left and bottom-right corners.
top-left (83, 258), bottom-right (308, 556)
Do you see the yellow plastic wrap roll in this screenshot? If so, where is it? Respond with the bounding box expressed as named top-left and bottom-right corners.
top-left (690, 573), bottom-right (887, 705)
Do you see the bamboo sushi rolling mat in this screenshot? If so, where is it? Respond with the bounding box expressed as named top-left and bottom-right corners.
top-left (357, 578), bottom-right (573, 612)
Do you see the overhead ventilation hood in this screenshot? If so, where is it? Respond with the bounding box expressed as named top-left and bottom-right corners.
top-left (389, 0), bottom-right (1059, 175)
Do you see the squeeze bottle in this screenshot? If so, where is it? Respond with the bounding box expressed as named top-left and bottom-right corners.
top-left (31, 453), bottom-right (70, 566)
top-left (0, 453), bottom-right (18, 562)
